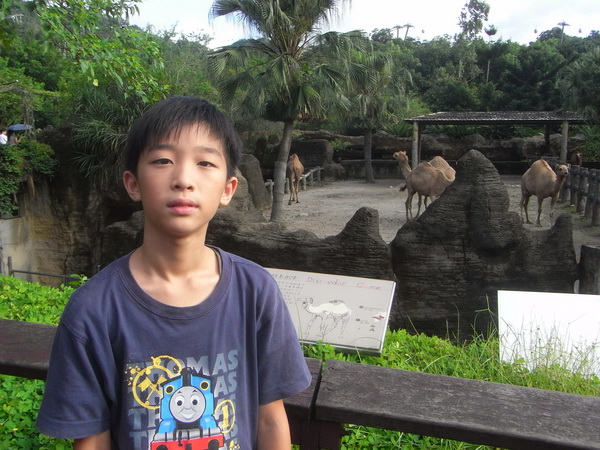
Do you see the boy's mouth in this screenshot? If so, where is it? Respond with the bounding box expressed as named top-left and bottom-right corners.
top-left (168, 198), bottom-right (198, 214)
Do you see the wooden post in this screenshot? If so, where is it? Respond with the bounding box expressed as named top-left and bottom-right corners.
top-left (579, 245), bottom-right (600, 294)
top-left (570, 165), bottom-right (580, 207)
top-left (412, 121), bottom-right (420, 169)
top-left (576, 167), bottom-right (588, 214)
top-left (560, 120), bottom-right (569, 163)
top-left (591, 169), bottom-right (600, 227)
top-left (585, 169), bottom-right (597, 219)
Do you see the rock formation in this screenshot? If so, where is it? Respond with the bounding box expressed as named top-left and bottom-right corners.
top-left (8, 127), bottom-right (581, 342)
top-left (390, 150), bottom-right (578, 341)
top-left (238, 154), bottom-right (271, 210)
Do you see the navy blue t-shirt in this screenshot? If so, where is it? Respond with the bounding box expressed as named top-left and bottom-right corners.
top-left (36, 248), bottom-right (311, 449)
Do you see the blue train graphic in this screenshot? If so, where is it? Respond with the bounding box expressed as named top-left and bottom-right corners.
top-left (151, 367), bottom-right (225, 450)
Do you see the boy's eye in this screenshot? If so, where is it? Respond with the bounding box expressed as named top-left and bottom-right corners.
top-left (198, 161), bottom-right (215, 167)
top-left (152, 158), bottom-right (172, 165)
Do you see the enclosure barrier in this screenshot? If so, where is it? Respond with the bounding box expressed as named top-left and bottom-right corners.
top-left (6, 256), bottom-right (81, 285)
top-left (1, 318), bottom-right (599, 449)
top-left (264, 166), bottom-right (322, 196)
top-left (564, 166), bottom-right (600, 227)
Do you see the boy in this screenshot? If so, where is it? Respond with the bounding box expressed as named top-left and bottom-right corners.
top-left (36, 96), bottom-right (311, 449)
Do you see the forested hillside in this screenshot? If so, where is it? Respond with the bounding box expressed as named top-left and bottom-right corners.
top-left (0, 0), bottom-right (599, 212)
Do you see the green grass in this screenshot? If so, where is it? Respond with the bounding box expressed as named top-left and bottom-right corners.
top-left (2, 275), bottom-right (599, 449)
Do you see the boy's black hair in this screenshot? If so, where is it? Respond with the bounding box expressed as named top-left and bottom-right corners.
top-left (125, 96), bottom-right (242, 178)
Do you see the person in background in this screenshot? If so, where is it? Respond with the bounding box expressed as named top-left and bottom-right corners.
top-left (7, 131), bottom-right (19, 145)
top-left (0, 129), bottom-right (7, 145)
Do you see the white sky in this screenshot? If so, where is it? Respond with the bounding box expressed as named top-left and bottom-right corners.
top-left (130, 0), bottom-right (600, 48)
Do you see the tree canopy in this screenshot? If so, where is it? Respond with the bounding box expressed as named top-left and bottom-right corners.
top-left (1, 0), bottom-right (599, 209)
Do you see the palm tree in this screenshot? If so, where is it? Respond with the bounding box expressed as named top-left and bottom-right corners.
top-left (484, 24), bottom-right (497, 83)
top-left (558, 46), bottom-right (600, 123)
top-left (209, 0), bottom-right (361, 222)
top-left (341, 49), bottom-right (409, 183)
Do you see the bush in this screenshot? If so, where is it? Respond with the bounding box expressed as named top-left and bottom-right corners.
top-left (0, 276), bottom-right (72, 448)
top-left (0, 138), bottom-right (57, 215)
top-left (582, 134), bottom-right (600, 162)
top-left (0, 275), bottom-right (72, 324)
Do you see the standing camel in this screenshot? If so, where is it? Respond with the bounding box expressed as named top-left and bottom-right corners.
top-left (520, 159), bottom-right (570, 227)
top-left (393, 151), bottom-right (455, 220)
top-left (570, 150), bottom-right (583, 166)
top-left (286, 153), bottom-right (304, 205)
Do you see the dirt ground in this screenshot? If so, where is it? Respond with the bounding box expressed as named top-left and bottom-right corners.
top-left (270, 175), bottom-right (600, 258)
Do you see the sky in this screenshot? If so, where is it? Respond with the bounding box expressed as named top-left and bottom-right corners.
top-left (130, 0), bottom-right (600, 48)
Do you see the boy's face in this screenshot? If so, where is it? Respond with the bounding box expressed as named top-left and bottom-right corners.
top-left (123, 124), bottom-right (238, 239)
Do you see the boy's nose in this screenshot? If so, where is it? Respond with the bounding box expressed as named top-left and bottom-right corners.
top-left (172, 167), bottom-right (195, 191)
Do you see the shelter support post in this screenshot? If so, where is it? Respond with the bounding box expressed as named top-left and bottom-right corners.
top-left (544, 126), bottom-right (551, 155)
top-left (560, 120), bottom-right (569, 163)
top-left (412, 122), bottom-right (420, 169)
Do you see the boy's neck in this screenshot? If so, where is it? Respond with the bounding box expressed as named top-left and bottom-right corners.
top-left (129, 239), bottom-right (221, 307)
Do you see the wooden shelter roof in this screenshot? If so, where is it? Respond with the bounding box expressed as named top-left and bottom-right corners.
top-left (405, 111), bottom-right (586, 126)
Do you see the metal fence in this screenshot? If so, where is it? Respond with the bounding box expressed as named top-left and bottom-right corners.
top-left (6, 256), bottom-right (81, 286)
top-left (264, 166), bottom-right (322, 196)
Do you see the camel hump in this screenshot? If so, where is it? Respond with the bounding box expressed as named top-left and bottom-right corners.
top-left (536, 159), bottom-right (552, 170)
top-left (287, 153), bottom-right (304, 174)
top-left (421, 162), bottom-right (454, 182)
top-left (429, 156), bottom-right (455, 180)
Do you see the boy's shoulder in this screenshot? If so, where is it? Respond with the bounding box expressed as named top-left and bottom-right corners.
top-left (215, 248), bottom-right (284, 298)
top-left (62, 254), bottom-right (131, 315)
top-left (217, 247), bottom-right (272, 280)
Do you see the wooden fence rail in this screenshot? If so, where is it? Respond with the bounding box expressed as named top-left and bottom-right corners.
top-left (1, 318), bottom-right (599, 449)
top-left (264, 166), bottom-right (322, 196)
top-left (561, 165), bottom-right (600, 227)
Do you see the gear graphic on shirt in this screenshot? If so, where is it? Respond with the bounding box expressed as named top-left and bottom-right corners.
top-left (129, 355), bottom-right (183, 409)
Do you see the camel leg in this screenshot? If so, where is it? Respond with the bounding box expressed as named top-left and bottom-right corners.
top-left (415, 194), bottom-right (423, 218)
top-left (549, 194), bottom-right (558, 222)
top-left (536, 197), bottom-right (544, 227)
top-left (520, 194), bottom-right (531, 224)
top-left (294, 181), bottom-right (300, 203)
top-left (405, 193), bottom-right (413, 220)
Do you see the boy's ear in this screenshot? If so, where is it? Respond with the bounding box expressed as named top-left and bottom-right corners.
top-left (220, 176), bottom-right (238, 206)
top-left (123, 171), bottom-right (141, 202)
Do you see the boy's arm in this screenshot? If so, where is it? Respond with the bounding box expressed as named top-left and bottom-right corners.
top-left (73, 431), bottom-right (111, 450)
top-left (257, 399), bottom-right (291, 449)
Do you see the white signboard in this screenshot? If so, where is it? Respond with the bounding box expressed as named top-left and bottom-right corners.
top-left (267, 268), bottom-right (396, 355)
top-left (498, 290), bottom-right (600, 377)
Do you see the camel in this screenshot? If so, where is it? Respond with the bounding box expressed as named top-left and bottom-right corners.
top-left (520, 159), bottom-right (570, 227)
top-left (393, 151), bottom-right (455, 220)
top-left (286, 153), bottom-right (304, 205)
top-left (570, 150), bottom-right (583, 166)
top-left (301, 298), bottom-right (351, 339)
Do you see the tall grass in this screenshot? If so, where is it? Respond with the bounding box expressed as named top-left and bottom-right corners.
top-left (304, 330), bottom-right (600, 449)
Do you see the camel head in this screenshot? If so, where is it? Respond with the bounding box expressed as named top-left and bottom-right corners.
top-left (556, 164), bottom-right (569, 179)
top-left (393, 151), bottom-right (407, 163)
